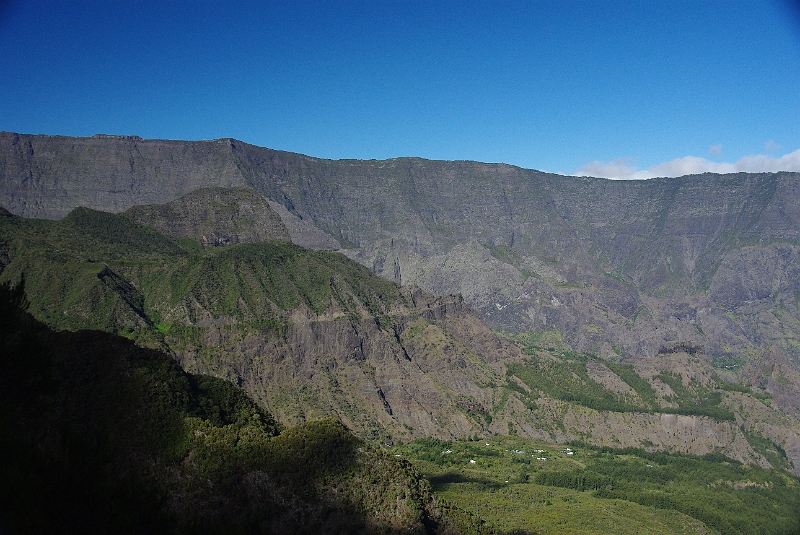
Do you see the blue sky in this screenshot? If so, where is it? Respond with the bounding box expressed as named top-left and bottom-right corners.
top-left (1, 0), bottom-right (799, 178)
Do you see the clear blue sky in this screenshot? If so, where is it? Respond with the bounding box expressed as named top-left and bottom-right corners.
top-left (2, 0), bottom-right (799, 178)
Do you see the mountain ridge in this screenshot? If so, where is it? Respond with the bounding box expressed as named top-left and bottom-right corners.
top-left (3, 133), bottom-right (800, 362)
top-left (4, 133), bottom-right (800, 445)
top-left (2, 199), bottom-right (798, 477)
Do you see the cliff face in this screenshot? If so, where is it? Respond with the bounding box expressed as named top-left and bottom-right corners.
top-left (4, 133), bottom-right (799, 284)
top-left (124, 187), bottom-right (291, 245)
top-left (5, 200), bottom-right (799, 473)
top-left (3, 133), bottom-right (800, 362)
top-left (176, 291), bottom-right (518, 444)
top-left (3, 133), bottom-right (800, 470)
top-left (0, 133), bottom-right (248, 218)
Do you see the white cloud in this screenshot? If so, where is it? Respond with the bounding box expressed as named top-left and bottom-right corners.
top-left (575, 148), bottom-right (800, 180)
top-left (575, 158), bottom-right (638, 179)
top-left (709, 144), bottom-right (723, 157)
top-left (764, 140), bottom-right (781, 153)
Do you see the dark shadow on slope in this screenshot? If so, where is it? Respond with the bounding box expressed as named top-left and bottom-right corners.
top-left (0, 280), bottom-right (475, 535)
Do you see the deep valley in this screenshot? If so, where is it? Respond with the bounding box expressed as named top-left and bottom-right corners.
top-left (1, 132), bottom-right (800, 534)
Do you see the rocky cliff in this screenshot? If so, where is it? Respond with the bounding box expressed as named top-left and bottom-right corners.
top-left (5, 133), bottom-right (800, 471)
top-left (4, 133), bottom-right (800, 366)
top-left (124, 187), bottom-right (291, 245)
top-left (3, 197), bottom-right (799, 475)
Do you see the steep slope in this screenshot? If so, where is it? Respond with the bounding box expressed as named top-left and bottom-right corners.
top-left (1, 281), bottom-right (482, 535)
top-left (124, 187), bottom-right (291, 245)
top-left (0, 205), bottom-right (523, 444)
top-left (2, 200), bottom-right (799, 476)
top-left (0, 133), bottom-right (248, 218)
top-left (3, 133), bottom-right (800, 370)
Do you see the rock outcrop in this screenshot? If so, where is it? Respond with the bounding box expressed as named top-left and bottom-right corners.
top-left (125, 187), bottom-right (291, 245)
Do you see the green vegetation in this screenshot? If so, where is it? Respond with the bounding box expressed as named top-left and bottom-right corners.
top-left (605, 362), bottom-right (659, 407)
top-left (148, 241), bottom-right (404, 321)
top-left (712, 355), bottom-right (747, 371)
top-left (741, 429), bottom-right (793, 472)
top-left (394, 436), bottom-right (800, 535)
top-left (0, 281), bottom-right (479, 534)
top-left (0, 206), bottom-right (406, 340)
top-left (506, 349), bottom-right (738, 422)
top-left (487, 244), bottom-right (535, 278)
top-left (61, 206), bottom-right (187, 257)
top-left (507, 357), bottom-right (651, 414)
top-left (656, 372), bottom-right (736, 421)
top-left (501, 329), bottom-right (567, 354)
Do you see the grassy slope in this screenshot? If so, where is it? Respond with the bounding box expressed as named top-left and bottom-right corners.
top-left (500, 333), bottom-right (796, 469)
top-left (0, 206), bottom-right (404, 338)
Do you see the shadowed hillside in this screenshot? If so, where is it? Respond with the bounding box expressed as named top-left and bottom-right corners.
top-left (0, 280), bottom-right (489, 535)
top-left (0, 205), bottom-right (526, 444)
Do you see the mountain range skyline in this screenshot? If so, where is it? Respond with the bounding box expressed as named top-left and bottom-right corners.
top-left (2, 0), bottom-right (799, 178)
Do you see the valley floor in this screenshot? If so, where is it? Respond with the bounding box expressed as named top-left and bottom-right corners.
top-left (393, 435), bottom-right (800, 535)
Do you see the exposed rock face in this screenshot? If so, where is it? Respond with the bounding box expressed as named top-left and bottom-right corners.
top-left (176, 292), bottom-right (514, 443)
top-left (4, 133), bottom-right (800, 364)
top-left (709, 244), bottom-right (800, 309)
top-left (4, 133), bottom-right (800, 471)
top-left (267, 200), bottom-right (340, 250)
top-left (124, 187), bottom-right (291, 245)
top-left (0, 133), bottom-right (248, 218)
